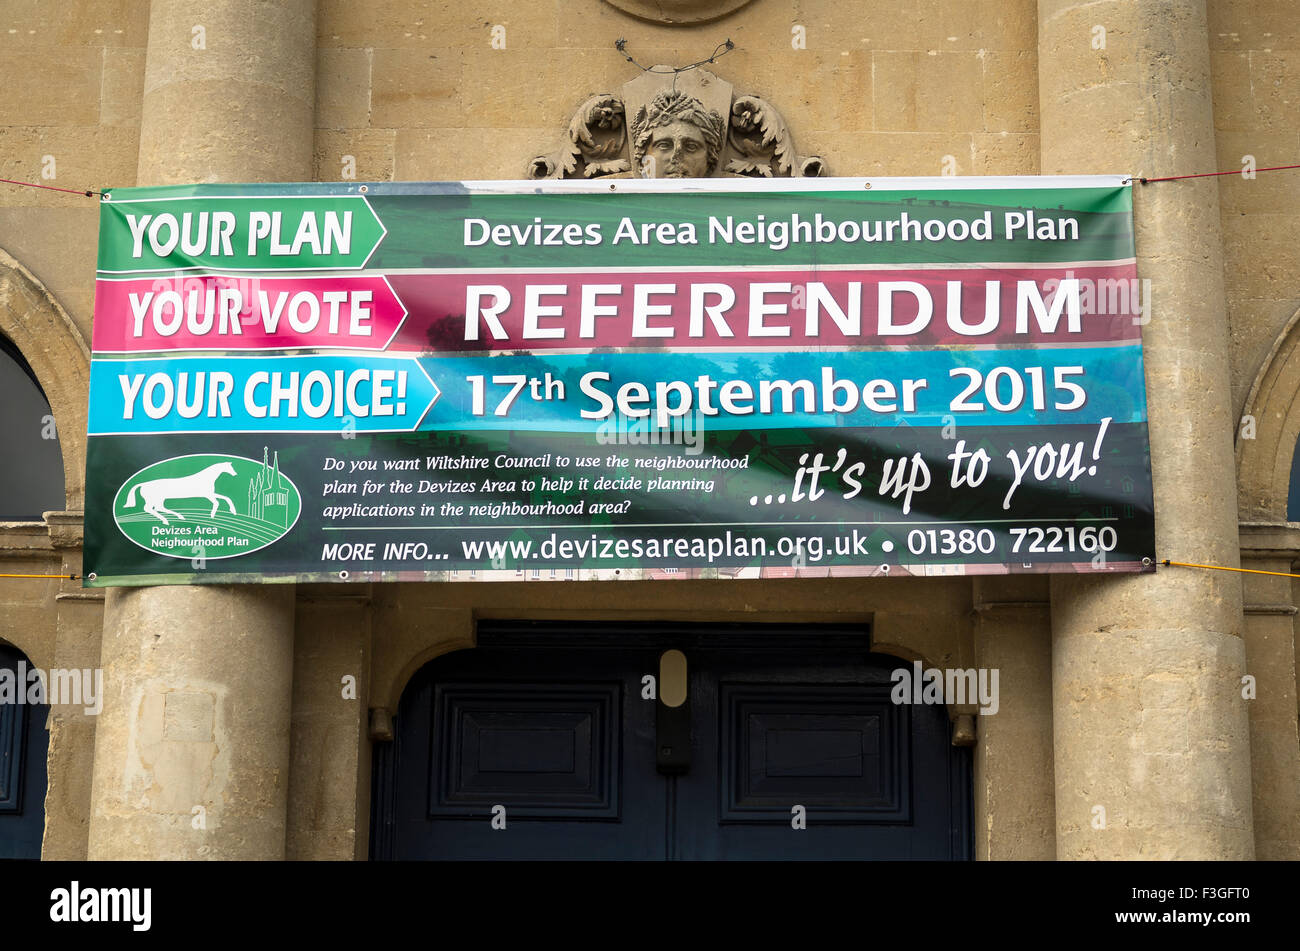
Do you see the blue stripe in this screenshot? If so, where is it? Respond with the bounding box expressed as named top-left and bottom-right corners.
top-left (88, 346), bottom-right (1146, 434)
top-left (416, 345), bottom-right (1146, 431)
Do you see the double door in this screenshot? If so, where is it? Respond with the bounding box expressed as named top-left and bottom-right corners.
top-left (371, 623), bottom-right (971, 860)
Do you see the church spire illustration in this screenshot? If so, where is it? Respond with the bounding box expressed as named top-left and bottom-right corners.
top-left (247, 447), bottom-right (289, 526)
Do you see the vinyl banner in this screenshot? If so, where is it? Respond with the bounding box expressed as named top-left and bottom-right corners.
top-left (82, 177), bottom-right (1155, 586)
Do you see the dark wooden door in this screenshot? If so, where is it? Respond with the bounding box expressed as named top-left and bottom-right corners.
top-left (372, 624), bottom-right (971, 861)
top-left (0, 644), bottom-right (48, 860)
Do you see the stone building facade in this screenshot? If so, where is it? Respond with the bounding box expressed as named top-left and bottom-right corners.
top-left (0, 0), bottom-right (1297, 860)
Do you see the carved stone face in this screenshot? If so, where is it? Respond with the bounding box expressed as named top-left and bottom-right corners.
top-left (647, 120), bottom-right (711, 178)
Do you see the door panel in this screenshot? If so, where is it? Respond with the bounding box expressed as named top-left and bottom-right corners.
top-left (374, 624), bottom-right (971, 861)
top-left (717, 686), bottom-right (908, 820)
top-left (0, 644), bottom-right (48, 860)
top-left (385, 644), bottom-right (667, 859)
top-left (678, 650), bottom-right (966, 859)
top-left (430, 682), bottom-right (622, 819)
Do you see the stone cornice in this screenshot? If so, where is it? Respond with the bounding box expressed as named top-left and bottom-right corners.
top-left (44, 510), bottom-right (84, 550)
top-left (1238, 521), bottom-right (1300, 559)
top-left (0, 521), bottom-right (54, 556)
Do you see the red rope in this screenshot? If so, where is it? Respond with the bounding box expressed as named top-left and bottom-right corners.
top-left (1128, 163), bottom-right (1300, 184)
top-left (2, 164), bottom-right (1297, 196)
top-left (0, 177), bottom-right (99, 197)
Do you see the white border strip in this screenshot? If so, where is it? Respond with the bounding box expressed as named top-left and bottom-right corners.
top-left (447, 174), bottom-right (1132, 195)
top-left (101, 174), bottom-right (1132, 203)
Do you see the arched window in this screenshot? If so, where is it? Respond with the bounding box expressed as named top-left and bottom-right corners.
top-left (0, 335), bottom-right (64, 520)
top-left (1288, 439), bottom-right (1300, 521)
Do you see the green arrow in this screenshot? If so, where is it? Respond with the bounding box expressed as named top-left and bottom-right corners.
top-left (97, 194), bottom-right (386, 273)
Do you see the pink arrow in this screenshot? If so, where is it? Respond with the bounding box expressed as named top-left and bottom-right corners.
top-left (92, 274), bottom-right (409, 353)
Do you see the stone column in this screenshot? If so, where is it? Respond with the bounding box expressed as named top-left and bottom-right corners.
top-left (971, 577), bottom-right (1055, 860)
top-left (1039, 0), bottom-right (1254, 859)
top-left (87, 0), bottom-right (315, 860)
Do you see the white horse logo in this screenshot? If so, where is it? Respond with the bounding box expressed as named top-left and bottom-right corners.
top-left (124, 462), bottom-right (238, 525)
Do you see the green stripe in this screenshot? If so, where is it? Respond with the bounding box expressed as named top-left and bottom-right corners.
top-left (370, 187), bottom-right (1132, 269)
top-left (95, 183), bottom-right (1134, 272)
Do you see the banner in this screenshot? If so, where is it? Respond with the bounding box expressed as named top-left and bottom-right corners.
top-left (82, 177), bottom-right (1155, 586)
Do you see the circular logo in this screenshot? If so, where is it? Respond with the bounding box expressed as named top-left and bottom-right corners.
top-left (112, 451), bottom-right (301, 561)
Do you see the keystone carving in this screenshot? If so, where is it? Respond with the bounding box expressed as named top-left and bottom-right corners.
top-left (528, 67), bottom-right (826, 180)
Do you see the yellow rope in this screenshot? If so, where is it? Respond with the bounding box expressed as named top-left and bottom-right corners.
top-left (0, 573), bottom-right (77, 579)
top-left (1163, 559), bottom-right (1300, 580)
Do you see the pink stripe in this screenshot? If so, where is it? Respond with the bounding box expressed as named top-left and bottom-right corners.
top-left (387, 264), bottom-right (1142, 353)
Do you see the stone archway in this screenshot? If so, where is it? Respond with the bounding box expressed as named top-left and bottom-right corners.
top-left (0, 247), bottom-right (90, 514)
top-left (1237, 304), bottom-right (1300, 522)
top-left (368, 604), bottom-right (475, 727)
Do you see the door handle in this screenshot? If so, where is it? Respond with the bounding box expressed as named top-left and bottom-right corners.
top-left (657, 649), bottom-right (690, 774)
